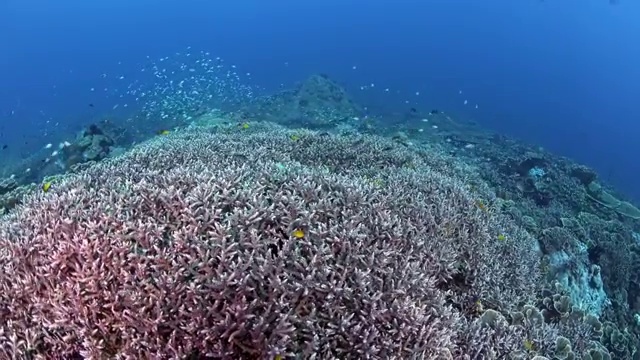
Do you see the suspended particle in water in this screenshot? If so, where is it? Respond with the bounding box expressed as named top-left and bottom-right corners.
top-left (415, 91), bottom-right (420, 96)
top-left (464, 100), bottom-right (468, 105)
top-left (352, 65), bottom-right (357, 70)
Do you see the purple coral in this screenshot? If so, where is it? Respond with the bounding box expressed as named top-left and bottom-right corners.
top-left (0, 129), bottom-right (543, 358)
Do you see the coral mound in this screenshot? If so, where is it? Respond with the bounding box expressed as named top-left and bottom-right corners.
top-left (0, 127), bottom-right (541, 358)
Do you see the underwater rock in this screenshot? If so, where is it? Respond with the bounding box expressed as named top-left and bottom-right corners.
top-left (237, 74), bottom-right (362, 130)
top-left (61, 122), bottom-right (116, 168)
top-left (570, 164), bottom-right (598, 186)
top-left (513, 152), bottom-right (548, 177)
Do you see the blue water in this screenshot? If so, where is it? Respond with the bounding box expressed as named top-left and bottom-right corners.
top-left (2, 0), bottom-right (639, 200)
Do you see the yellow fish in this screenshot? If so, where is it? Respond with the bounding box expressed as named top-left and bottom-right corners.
top-left (474, 299), bottom-right (484, 313)
top-left (290, 134), bottom-right (300, 141)
top-left (497, 234), bottom-right (506, 241)
top-left (291, 228), bottom-right (305, 239)
top-left (157, 129), bottom-right (170, 136)
top-left (42, 181), bottom-right (52, 193)
top-left (241, 123), bottom-right (250, 129)
top-left (523, 339), bottom-right (535, 351)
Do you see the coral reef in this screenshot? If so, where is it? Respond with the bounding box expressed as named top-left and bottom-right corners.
top-left (60, 122), bottom-right (117, 168)
top-left (2, 73), bottom-right (640, 357)
top-left (0, 127), bottom-right (543, 358)
top-left (236, 74), bottom-right (364, 130)
top-left (586, 181), bottom-right (640, 220)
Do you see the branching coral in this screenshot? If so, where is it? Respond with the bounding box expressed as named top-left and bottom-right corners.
top-left (0, 128), bottom-right (550, 358)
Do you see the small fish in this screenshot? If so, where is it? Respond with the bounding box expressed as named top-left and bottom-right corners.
top-left (291, 228), bottom-right (305, 239)
top-left (88, 103), bottom-right (94, 107)
top-left (240, 123), bottom-right (250, 129)
top-left (1, 144), bottom-right (7, 150)
top-left (289, 134), bottom-right (300, 141)
top-left (497, 234), bottom-right (506, 241)
top-left (157, 129), bottom-right (170, 136)
top-left (471, 296), bottom-right (484, 313)
top-left (274, 355), bottom-right (283, 360)
top-left (475, 200), bottom-right (487, 211)
top-left (42, 181), bottom-right (52, 193)
top-left (523, 339), bottom-right (535, 351)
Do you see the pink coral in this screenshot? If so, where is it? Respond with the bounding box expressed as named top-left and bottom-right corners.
top-left (0, 129), bottom-right (542, 358)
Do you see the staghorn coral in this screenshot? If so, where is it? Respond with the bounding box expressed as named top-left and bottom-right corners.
top-left (0, 177), bottom-right (18, 196)
top-left (0, 181), bottom-right (37, 216)
top-left (0, 127), bottom-right (544, 358)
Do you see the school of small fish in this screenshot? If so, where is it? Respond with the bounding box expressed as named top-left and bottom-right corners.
top-left (96, 48), bottom-right (258, 124)
top-left (3, 49), bottom-right (484, 175)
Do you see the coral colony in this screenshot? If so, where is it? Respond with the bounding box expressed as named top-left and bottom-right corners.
top-left (0, 55), bottom-right (638, 358)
